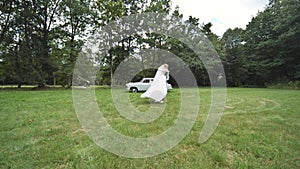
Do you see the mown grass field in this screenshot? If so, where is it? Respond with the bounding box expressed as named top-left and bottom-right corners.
top-left (0, 88), bottom-right (299, 168)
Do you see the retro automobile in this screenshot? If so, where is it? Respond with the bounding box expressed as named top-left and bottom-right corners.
top-left (126, 78), bottom-right (172, 92)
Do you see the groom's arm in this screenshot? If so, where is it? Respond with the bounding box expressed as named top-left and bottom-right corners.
top-left (166, 72), bottom-right (170, 81)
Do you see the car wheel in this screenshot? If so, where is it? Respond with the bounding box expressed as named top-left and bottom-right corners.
top-left (130, 87), bottom-right (138, 93)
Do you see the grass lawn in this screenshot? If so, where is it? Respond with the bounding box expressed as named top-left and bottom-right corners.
top-left (0, 88), bottom-right (299, 168)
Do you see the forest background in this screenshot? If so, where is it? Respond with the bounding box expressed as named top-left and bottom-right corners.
top-left (0, 0), bottom-right (299, 88)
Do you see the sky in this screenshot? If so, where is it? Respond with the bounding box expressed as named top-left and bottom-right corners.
top-left (171, 0), bottom-right (269, 36)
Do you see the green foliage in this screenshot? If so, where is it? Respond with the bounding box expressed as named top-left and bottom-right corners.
top-left (242, 0), bottom-right (300, 85)
top-left (0, 0), bottom-right (61, 87)
top-left (266, 80), bottom-right (300, 89)
top-left (52, 0), bottom-right (96, 87)
top-left (221, 28), bottom-right (247, 86)
top-left (0, 0), bottom-right (298, 87)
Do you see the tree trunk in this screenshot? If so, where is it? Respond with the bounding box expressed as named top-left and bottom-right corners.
top-left (110, 53), bottom-right (113, 85)
top-left (53, 76), bottom-right (56, 86)
top-left (67, 75), bottom-right (72, 88)
top-left (38, 82), bottom-right (45, 88)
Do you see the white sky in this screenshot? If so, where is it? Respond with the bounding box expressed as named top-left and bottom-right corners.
top-left (171, 0), bottom-right (269, 36)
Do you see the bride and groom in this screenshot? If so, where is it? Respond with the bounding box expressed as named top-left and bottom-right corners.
top-left (141, 64), bottom-right (170, 103)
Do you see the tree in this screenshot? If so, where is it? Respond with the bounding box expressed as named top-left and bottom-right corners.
top-left (243, 0), bottom-right (300, 85)
top-left (0, 0), bottom-right (61, 88)
top-left (271, 0), bottom-right (300, 81)
top-left (31, 0), bottom-right (61, 87)
top-left (95, 0), bottom-right (174, 84)
top-left (221, 28), bottom-right (246, 86)
top-left (53, 0), bottom-right (97, 87)
top-left (0, 0), bottom-right (16, 45)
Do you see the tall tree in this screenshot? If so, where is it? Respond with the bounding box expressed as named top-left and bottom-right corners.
top-left (221, 28), bottom-right (246, 86)
top-left (243, 0), bottom-right (300, 85)
top-left (271, 0), bottom-right (300, 81)
top-left (0, 0), bottom-right (18, 85)
top-left (32, 0), bottom-right (61, 87)
top-left (54, 0), bottom-right (97, 87)
top-left (0, 0), bottom-right (62, 87)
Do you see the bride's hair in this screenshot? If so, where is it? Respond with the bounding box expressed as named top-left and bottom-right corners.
top-left (163, 64), bottom-right (168, 69)
top-left (159, 64), bottom-right (169, 72)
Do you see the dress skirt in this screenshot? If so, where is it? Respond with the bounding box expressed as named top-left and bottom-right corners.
top-left (141, 66), bottom-right (168, 102)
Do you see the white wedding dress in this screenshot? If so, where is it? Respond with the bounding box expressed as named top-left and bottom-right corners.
top-left (141, 65), bottom-right (169, 102)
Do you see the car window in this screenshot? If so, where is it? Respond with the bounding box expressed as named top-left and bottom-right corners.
top-left (143, 79), bottom-right (150, 83)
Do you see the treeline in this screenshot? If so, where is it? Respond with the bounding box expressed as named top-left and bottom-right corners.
top-left (220, 0), bottom-right (300, 87)
top-left (0, 0), bottom-right (299, 88)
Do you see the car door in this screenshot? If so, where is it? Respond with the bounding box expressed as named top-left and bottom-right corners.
top-left (139, 79), bottom-right (151, 91)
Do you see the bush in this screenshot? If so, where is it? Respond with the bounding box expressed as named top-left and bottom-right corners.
top-left (267, 81), bottom-right (300, 89)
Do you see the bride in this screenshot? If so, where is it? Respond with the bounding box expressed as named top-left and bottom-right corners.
top-left (141, 64), bottom-right (170, 103)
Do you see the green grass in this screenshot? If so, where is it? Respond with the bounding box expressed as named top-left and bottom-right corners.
top-left (0, 88), bottom-right (299, 168)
